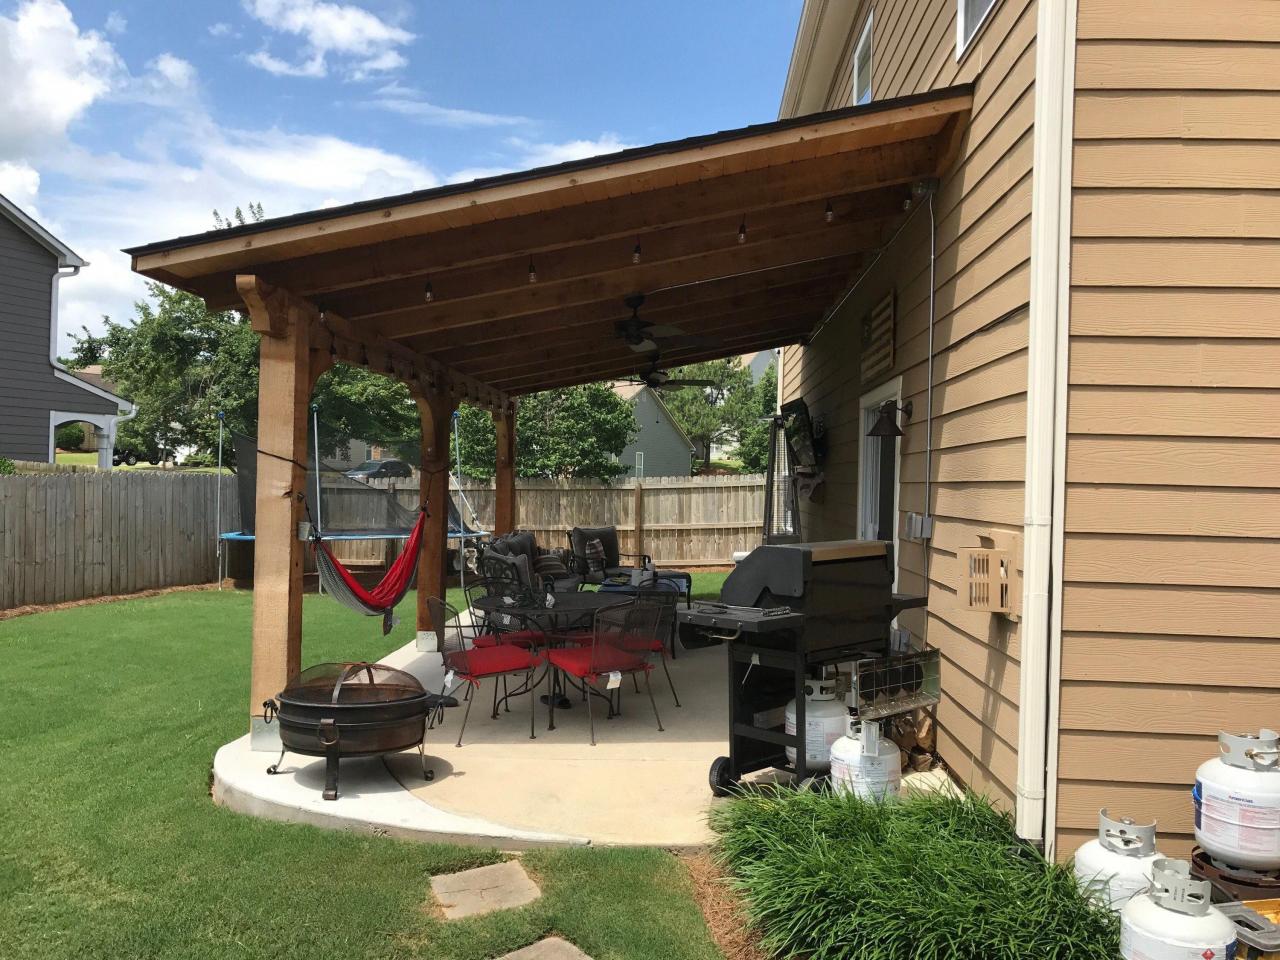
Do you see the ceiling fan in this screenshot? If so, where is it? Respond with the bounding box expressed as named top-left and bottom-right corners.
top-left (622, 354), bottom-right (715, 392)
top-left (614, 293), bottom-right (693, 353)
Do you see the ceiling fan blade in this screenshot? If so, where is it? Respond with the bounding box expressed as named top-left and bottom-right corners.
top-left (645, 324), bottom-right (687, 338)
top-left (627, 338), bottom-right (658, 353)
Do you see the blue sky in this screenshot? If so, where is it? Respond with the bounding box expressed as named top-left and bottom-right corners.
top-left (0, 0), bottom-right (802, 350)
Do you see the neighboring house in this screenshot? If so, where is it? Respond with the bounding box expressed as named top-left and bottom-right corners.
top-left (612, 382), bottom-right (694, 478)
top-left (0, 194), bottom-right (134, 468)
top-left (778, 0), bottom-right (1278, 857)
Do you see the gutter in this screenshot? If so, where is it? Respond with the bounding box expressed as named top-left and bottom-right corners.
top-left (1017, 0), bottom-right (1077, 845)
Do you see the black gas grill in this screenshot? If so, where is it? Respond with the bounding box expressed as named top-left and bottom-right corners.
top-left (678, 540), bottom-right (926, 794)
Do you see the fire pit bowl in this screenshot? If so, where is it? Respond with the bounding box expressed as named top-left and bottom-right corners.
top-left (263, 661), bottom-right (454, 800)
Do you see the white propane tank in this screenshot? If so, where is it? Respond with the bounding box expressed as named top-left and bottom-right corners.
top-left (829, 718), bottom-right (902, 799)
top-left (1120, 859), bottom-right (1237, 960)
top-left (1074, 808), bottom-right (1163, 911)
top-left (785, 678), bottom-right (847, 772)
top-left (1194, 729), bottom-right (1280, 871)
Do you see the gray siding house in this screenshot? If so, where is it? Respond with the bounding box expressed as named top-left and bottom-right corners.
top-left (0, 194), bottom-right (133, 467)
top-left (612, 382), bottom-right (694, 479)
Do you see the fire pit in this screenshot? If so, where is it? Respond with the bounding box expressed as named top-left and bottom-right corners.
top-left (263, 661), bottom-right (453, 800)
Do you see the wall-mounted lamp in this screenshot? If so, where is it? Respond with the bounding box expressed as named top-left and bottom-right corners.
top-left (867, 399), bottom-right (913, 438)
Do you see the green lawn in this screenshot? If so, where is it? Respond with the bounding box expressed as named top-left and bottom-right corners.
top-left (0, 581), bottom-right (727, 960)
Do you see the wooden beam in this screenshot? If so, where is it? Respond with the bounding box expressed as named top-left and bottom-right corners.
top-left (373, 225), bottom-right (880, 339)
top-left (455, 303), bottom-right (834, 381)
top-left (196, 178), bottom-right (910, 310)
top-left (399, 260), bottom-right (855, 354)
top-left (237, 274), bottom-right (290, 337)
top-left (500, 327), bottom-right (811, 393)
top-left (316, 205), bottom-right (899, 322)
top-left (245, 283), bottom-right (313, 733)
top-left (316, 308), bottom-right (509, 413)
top-left (414, 381), bottom-right (455, 637)
top-left (494, 404), bottom-right (516, 535)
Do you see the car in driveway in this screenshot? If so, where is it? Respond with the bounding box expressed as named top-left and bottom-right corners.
top-left (344, 459), bottom-right (413, 481)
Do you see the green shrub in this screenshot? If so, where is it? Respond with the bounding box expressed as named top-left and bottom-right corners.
top-left (55, 423), bottom-right (85, 451)
top-left (0, 457), bottom-right (14, 475)
top-left (711, 789), bottom-right (1118, 960)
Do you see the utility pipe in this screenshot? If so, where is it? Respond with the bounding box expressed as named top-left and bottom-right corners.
top-left (1018, 0), bottom-right (1077, 846)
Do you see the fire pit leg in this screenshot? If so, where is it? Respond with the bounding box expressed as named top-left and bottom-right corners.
top-left (266, 746), bottom-right (286, 775)
top-left (319, 718), bottom-right (340, 800)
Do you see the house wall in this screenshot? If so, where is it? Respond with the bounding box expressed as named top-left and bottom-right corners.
top-left (618, 388), bottom-right (693, 478)
top-left (0, 215), bottom-right (118, 462)
top-left (1054, 0), bottom-right (1280, 857)
top-left (780, 0), bottom-right (1037, 809)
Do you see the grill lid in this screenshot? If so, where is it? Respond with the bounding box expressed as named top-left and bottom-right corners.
top-left (281, 661), bottom-right (426, 706)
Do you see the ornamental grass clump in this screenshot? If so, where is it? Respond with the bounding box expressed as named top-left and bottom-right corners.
top-left (710, 788), bottom-right (1119, 960)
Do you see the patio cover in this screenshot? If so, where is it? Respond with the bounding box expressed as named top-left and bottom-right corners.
top-left (124, 85), bottom-right (971, 731)
top-left (127, 85), bottom-right (971, 405)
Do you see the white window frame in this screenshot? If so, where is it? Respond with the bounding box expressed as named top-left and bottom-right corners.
top-left (956, 0), bottom-right (999, 60)
top-left (857, 377), bottom-right (902, 590)
top-left (852, 11), bottom-right (874, 105)
top-left (634, 451), bottom-right (644, 479)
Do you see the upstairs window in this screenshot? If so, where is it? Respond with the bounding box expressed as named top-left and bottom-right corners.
top-left (853, 13), bottom-right (873, 105)
top-left (958, 0), bottom-right (998, 57)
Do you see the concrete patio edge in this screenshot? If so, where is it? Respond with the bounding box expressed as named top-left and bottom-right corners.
top-left (211, 733), bottom-right (591, 849)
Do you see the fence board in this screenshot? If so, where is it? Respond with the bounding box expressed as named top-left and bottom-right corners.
top-left (0, 468), bottom-right (238, 611)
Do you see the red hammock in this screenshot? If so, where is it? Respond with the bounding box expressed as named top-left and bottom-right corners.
top-left (312, 509), bottom-right (427, 634)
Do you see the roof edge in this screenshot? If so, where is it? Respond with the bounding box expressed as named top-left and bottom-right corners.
top-left (124, 84), bottom-right (973, 260)
top-left (0, 193), bottom-right (87, 268)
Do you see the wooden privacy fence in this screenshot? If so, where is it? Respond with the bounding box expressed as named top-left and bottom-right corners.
top-left (381, 474), bottom-right (766, 567)
top-left (0, 470), bottom-right (239, 611)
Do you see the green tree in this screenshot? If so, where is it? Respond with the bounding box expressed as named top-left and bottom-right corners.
top-left (662, 358), bottom-right (754, 466)
top-left (77, 283), bottom-right (424, 465)
top-left (54, 423), bottom-right (85, 451)
top-left (453, 384), bottom-right (637, 482)
top-left (733, 360), bottom-right (778, 472)
top-left (64, 324), bottom-right (108, 368)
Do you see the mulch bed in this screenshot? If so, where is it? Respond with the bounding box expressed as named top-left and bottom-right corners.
top-left (681, 852), bottom-right (770, 960)
top-left (0, 581), bottom-right (226, 621)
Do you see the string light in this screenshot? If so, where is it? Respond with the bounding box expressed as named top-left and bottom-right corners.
top-left (423, 280), bottom-right (433, 303)
top-left (632, 242), bottom-right (642, 264)
top-left (824, 200), bottom-right (835, 223)
top-left (737, 218), bottom-right (747, 244)
top-left (527, 257), bottom-right (537, 283)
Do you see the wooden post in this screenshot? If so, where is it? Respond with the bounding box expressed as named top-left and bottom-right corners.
top-left (633, 479), bottom-right (645, 559)
top-left (414, 381), bottom-right (455, 645)
top-left (494, 403), bottom-right (517, 535)
top-left (237, 276), bottom-right (315, 746)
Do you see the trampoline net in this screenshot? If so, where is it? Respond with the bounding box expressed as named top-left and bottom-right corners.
top-left (230, 432), bottom-right (483, 539)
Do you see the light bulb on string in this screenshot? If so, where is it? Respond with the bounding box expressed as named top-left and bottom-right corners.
top-left (632, 242), bottom-right (642, 264)
top-left (423, 280), bottom-right (433, 303)
top-left (737, 218), bottom-right (747, 244)
top-left (527, 258), bottom-right (537, 283)
top-left (824, 200), bottom-right (835, 223)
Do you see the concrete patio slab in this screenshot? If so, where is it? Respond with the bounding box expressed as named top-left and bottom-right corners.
top-left (498, 938), bottom-right (593, 960)
top-left (430, 860), bottom-right (541, 919)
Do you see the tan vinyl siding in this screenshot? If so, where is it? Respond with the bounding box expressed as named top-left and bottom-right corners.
top-left (1056, 0), bottom-right (1280, 857)
top-left (781, 0), bottom-right (1035, 809)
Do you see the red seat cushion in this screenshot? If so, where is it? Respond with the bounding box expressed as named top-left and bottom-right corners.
top-left (445, 645), bottom-right (540, 679)
top-left (473, 629), bottom-right (541, 649)
top-left (612, 632), bottom-right (664, 653)
top-left (546, 643), bottom-right (648, 679)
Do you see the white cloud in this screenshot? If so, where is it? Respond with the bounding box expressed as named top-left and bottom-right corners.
top-left (149, 53), bottom-right (196, 90)
top-left (0, 160), bottom-right (41, 211)
top-left (104, 11), bottom-right (126, 34)
top-left (509, 134), bottom-right (635, 168)
top-left (243, 0), bottom-right (413, 80)
top-left (366, 82), bottom-right (528, 128)
top-left (0, 0), bottom-right (123, 158)
top-left (208, 22), bottom-right (235, 38)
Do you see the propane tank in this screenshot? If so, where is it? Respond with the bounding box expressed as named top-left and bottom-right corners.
top-left (1120, 859), bottom-right (1237, 960)
top-left (829, 718), bottom-right (902, 799)
top-left (1194, 729), bottom-right (1280, 871)
top-left (785, 677), bottom-right (847, 772)
top-left (1073, 808), bottom-right (1163, 911)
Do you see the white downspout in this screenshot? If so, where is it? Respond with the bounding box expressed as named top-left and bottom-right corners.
top-left (1018, 0), bottom-right (1077, 844)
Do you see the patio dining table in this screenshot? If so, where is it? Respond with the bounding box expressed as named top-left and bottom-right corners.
top-left (471, 590), bottom-right (628, 710)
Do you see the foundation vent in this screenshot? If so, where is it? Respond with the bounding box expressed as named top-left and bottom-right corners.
top-left (959, 531), bottom-right (1022, 619)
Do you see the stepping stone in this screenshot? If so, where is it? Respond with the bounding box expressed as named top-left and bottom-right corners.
top-left (430, 860), bottom-right (541, 920)
top-left (498, 938), bottom-right (593, 960)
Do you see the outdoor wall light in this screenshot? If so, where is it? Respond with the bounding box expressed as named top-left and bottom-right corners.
top-left (867, 399), bottom-right (913, 438)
